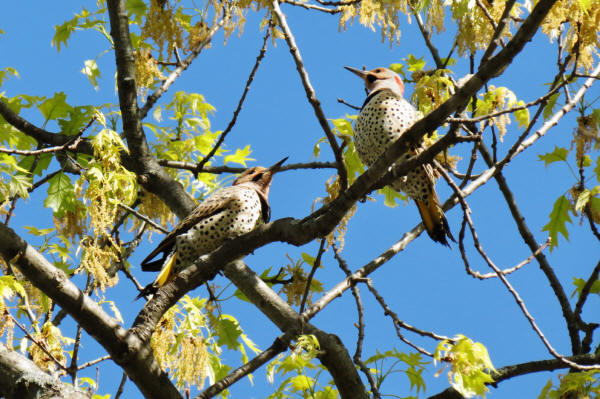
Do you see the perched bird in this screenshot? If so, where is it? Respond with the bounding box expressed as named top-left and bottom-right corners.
top-left (137, 157), bottom-right (287, 298)
top-left (344, 66), bottom-right (454, 246)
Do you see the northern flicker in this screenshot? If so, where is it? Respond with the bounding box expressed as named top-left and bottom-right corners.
top-left (137, 157), bottom-right (287, 298)
top-left (345, 66), bottom-right (454, 246)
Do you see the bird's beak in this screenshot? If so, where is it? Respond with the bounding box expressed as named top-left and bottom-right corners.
top-left (267, 157), bottom-right (288, 172)
top-left (344, 66), bottom-right (368, 79)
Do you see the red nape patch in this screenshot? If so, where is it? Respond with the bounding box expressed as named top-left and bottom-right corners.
top-left (394, 75), bottom-right (404, 93)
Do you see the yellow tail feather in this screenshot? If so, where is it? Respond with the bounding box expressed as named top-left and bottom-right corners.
top-left (415, 199), bottom-right (454, 246)
top-left (155, 251), bottom-right (177, 288)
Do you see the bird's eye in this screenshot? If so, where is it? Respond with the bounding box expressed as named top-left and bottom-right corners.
top-left (366, 75), bottom-right (376, 83)
top-left (252, 173), bottom-right (263, 182)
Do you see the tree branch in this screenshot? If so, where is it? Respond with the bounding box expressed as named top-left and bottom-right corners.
top-left (0, 342), bottom-right (89, 399)
top-left (427, 353), bottom-right (600, 399)
top-left (160, 160), bottom-right (336, 174)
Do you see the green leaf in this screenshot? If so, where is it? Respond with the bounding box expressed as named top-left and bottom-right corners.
top-left (215, 316), bottom-right (242, 350)
top-left (405, 54), bottom-right (426, 72)
top-left (52, 18), bottom-right (78, 52)
top-left (389, 63), bottom-right (404, 75)
top-left (313, 136), bottom-right (327, 158)
top-left (440, 57), bottom-right (457, 66)
top-left (314, 386), bottom-right (338, 399)
top-left (223, 145), bottom-right (254, 166)
top-left (81, 60), bottom-right (101, 90)
top-left (0, 67), bottom-right (19, 87)
top-left (594, 156), bottom-right (600, 183)
top-left (9, 174), bottom-right (32, 200)
top-left (301, 252), bottom-right (316, 266)
top-left (18, 153), bottom-right (52, 176)
top-left (538, 146), bottom-right (568, 167)
top-left (0, 275), bottom-right (26, 299)
top-left (343, 142), bottom-right (365, 185)
top-left (377, 186), bottom-right (406, 207)
top-left (543, 93), bottom-right (559, 120)
top-left (44, 172), bottom-right (75, 216)
top-left (126, 0), bottom-right (147, 23)
top-left (571, 277), bottom-right (600, 298)
top-left (542, 195), bottom-right (572, 249)
top-left (514, 100), bottom-right (530, 127)
top-left (57, 106), bottom-right (95, 136)
top-left (24, 226), bottom-right (55, 236)
top-left (434, 335), bottom-right (495, 397)
top-left (329, 117), bottom-right (354, 137)
top-left (38, 92), bottom-right (72, 122)
top-left (290, 375), bottom-right (314, 391)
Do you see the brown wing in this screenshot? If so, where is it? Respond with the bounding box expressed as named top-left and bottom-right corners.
top-left (141, 192), bottom-right (235, 269)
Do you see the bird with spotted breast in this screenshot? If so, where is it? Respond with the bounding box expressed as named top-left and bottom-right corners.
top-left (344, 66), bottom-right (454, 246)
top-left (136, 157), bottom-right (287, 299)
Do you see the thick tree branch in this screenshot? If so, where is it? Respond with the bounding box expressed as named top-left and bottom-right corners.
top-left (107, 0), bottom-right (149, 160)
top-left (160, 160), bottom-right (336, 174)
top-left (107, 0), bottom-right (197, 218)
top-left (0, 99), bottom-right (94, 154)
top-left (0, 343), bottom-right (88, 399)
top-left (0, 224), bottom-right (182, 399)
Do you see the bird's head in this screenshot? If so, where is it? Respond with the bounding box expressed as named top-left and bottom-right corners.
top-left (232, 157), bottom-right (288, 197)
top-left (344, 66), bottom-right (405, 97)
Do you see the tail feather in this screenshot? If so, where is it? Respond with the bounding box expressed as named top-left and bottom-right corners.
top-left (135, 251), bottom-right (178, 300)
top-left (415, 199), bottom-right (455, 247)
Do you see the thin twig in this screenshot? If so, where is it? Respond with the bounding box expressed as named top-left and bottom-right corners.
top-left (76, 355), bottom-right (112, 371)
top-left (0, 134), bottom-right (84, 155)
top-left (459, 141), bottom-right (480, 189)
top-left (195, 24), bottom-right (272, 173)
top-left (332, 243), bottom-right (381, 398)
top-left (479, 0), bottom-right (516, 65)
top-left (117, 203), bottom-right (169, 234)
top-left (574, 260), bottom-right (600, 318)
top-left (411, 8), bottom-right (443, 68)
top-left (9, 313), bottom-right (69, 372)
top-left (139, 12), bottom-right (229, 119)
top-left (196, 330), bottom-right (294, 399)
top-left (299, 239), bottom-right (326, 313)
top-left (337, 98), bottom-right (361, 111)
top-left (272, 0), bottom-right (348, 190)
top-left (447, 81), bottom-right (566, 124)
top-left (363, 279), bottom-right (439, 357)
top-left (448, 156), bottom-right (599, 370)
top-left (475, 0), bottom-right (498, 31)
top-left (114, 372), bottom-right (128, 399)
top-left (280, 0), bottom-right (341, 13)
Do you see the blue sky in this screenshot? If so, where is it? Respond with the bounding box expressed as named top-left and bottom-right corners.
top-left (1, 1), bottom-right (598, 398)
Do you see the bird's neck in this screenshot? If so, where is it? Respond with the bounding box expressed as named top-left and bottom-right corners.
top-left (361, 88), bottom-right (401, 110)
